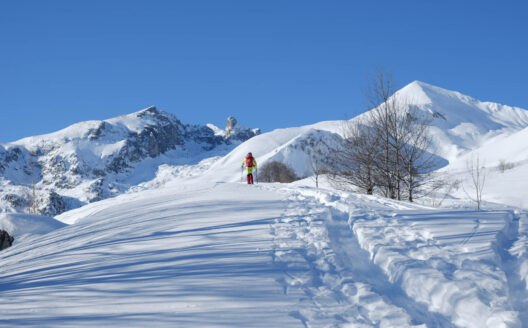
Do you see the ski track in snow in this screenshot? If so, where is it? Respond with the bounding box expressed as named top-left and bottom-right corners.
top-left (269, 186), bottom-right (452, 327)
top-left (503, 212), bottom-right (528, 325)
top-left (268, 185), bottom-right (527, 327)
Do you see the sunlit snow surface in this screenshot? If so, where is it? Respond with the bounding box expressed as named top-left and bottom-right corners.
top-left (0, 179), bottom-right (526, 327)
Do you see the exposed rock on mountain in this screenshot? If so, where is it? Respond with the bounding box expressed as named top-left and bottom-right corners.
top-left (0, 107), bottom-right (259, 215)
top-left (0, 229), bottom-right (14, 251)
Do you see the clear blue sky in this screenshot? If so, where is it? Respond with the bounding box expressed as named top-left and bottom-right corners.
top-left (1, 0), bottom-right (527, 142)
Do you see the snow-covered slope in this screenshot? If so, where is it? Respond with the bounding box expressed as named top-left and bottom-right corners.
top-left (206, 124), bottom-right (344, 182)
top-left (1, 179), bottom-right (526, 327)
top-left (447, 126), bottom-right (528, 170)
top-left (0, 213), bottom-right (66, 243)
top-left (434, 125), bottom-right (528, 210)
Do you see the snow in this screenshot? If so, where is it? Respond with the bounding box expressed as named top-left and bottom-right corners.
top-left (0, 106), bottom-right (260, 215)
top-left (0, 177), bottom-right (525, 327)
top-left (106, 107), bottom-right (160, 133)
top-left (443, 127), bottom-right (528, 174)
top-left (204, 123), bottom-right (345, 183)
top-left (0, 213), bottom-right (67, 242)
top-left (1, 81), bottom-right (528, 326)
top-left (206, 123), bottom-right (225, 137)
top-left (398, 81), bottom-right (528, 131)
top-left (2, 183), bottom-right (303, 327)
top-left (466, 163), bottom-right (528, 210)
top-left (440, 126), bottom-right (528, 210)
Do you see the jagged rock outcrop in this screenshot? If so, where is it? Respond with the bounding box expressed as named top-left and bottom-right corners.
top-left (2, 193), bottom-right (29, 209)
top-left (37, 191), bottom-right (67, 217)
top-left (226, 116), bottom-right (237, 131)
top-left (0, 230), bottom-right (14, 251)
top-left (224, 115), bottom-right (260, 141)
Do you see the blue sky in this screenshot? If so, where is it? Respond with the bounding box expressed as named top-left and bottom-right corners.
top-left (1, 1), bottom-right (527, 142)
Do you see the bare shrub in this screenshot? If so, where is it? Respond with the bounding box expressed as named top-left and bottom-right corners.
top-left (463, 155), bottom-right (486, 210)
top-left (260, 161), bottom-right (298, 183)
top-left (498, 160), bottom-right (515, 173)
top-left (429, 178), bottom-right (461, 208)
top-left (308, 143), bottom-right (332, 189)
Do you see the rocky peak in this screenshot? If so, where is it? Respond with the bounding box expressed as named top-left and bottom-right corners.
top-left (0, 107), bottom-right (260, 216)
top-left (222, 116), bottom-right (259, 141)
top-left (137, 105), bottom-right (160, 117)
top-left (226, 116), bottom-right (237, 131)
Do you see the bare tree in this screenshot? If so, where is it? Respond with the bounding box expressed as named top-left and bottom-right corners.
top-left (365, 71), bottom-right (415, 199)
top-left (309, 144), bottom-right (329, 189)
top-left (399, 108), bottom-right (438, 202)
top-left (330, 121), bottom-right (381, 194)
top-left (464, 155), bottom-right (486, 210)
top-left (366, 72), bottom-right (398, 198)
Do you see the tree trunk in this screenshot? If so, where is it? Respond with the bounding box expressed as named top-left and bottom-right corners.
top-left (408, 162), bottom-right (413, 202)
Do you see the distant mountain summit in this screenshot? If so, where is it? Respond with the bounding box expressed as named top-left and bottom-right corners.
top-left (355, 81), bottom-right (528, 161)
top-left (397, 81), bottom-right (528, 130)
top-left (0, 107), bottom-right (259, 215)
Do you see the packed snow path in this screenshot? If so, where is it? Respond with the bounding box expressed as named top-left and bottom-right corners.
top-left (271, 188), bottom-right (457, 327)
top-left (0, 182), bottom-right (526, 327)
top-left (279, 187), bottom-right (526, 327)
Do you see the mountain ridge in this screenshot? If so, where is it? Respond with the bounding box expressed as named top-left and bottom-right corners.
top-left (1, 81), bottom-right (527, 215)
top-left (0, 107), bottom-right (259, 215)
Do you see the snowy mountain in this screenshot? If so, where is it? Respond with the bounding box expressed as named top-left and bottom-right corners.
top-left (0, 106), bottom-right (259, 215)
top-left (391, 82), bottom-right (528, 209)
top-left (393, 81), bottom-right (528, 162)
top-left (340, 81), bottom-right (528, 164)
top-left (1, 81), bottom-right (528, 327)
top-left (2, 82), bottom-right (527, 215)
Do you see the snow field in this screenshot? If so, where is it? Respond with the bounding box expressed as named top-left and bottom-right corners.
top-left (1, 184), bottom-right (303, 327)
top-left (0, 213), bottom-right (66, 243)
top-left (1, 179), bottom-right (527, 327)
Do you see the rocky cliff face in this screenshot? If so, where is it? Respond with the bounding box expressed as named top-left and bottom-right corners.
top-left (0, 107), bottom-right (259, 215)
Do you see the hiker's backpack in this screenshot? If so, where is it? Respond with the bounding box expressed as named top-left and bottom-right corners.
top-left (245, 156), bottom-right (255, 168)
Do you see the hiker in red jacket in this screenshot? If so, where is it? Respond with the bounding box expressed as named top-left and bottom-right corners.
top-left (242, 152), bottom-right (257, 184)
